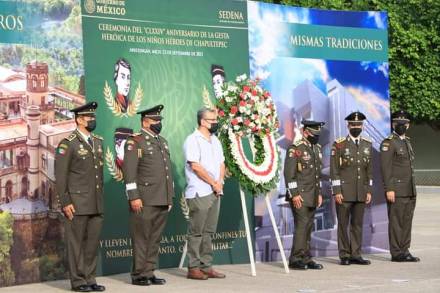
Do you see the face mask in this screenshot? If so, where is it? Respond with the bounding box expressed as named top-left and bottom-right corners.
top-left (394, 124), bottom-right (407, 136)
top-left (209, 122), bottom-right (219, 134)
top-left (85, 119), bottom-right (96, 132)
top-left (349, 127), bottom-right (362, 138)
top-left (306, 134), bottom-right (319, 145)
top-left (150, 122), bottom-right (162, 135)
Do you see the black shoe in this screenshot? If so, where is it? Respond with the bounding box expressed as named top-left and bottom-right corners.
top-left (288, 261), bottom-right (308, 270)
top-left (72, 285), bottom-right (91, 292)
top-left (89, 284), bottom-right (105, 291)
top-left (403, 253), bottom-right (420, 262)
top-left (340, 257), bottom-right (350, 265)
top-left (349, 257), bottom-right (371, 265)
top-left (132, 277), bottom-right (151, 286)
top-left (307, 261), bottom-right (323, 270)
top-left (391, 254), bottom-right (405, 262)
top-left (149, 275), bottom-right (166, 285)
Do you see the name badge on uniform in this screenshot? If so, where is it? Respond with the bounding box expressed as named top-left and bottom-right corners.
top-left (344, 148), bottom-right (350, 156)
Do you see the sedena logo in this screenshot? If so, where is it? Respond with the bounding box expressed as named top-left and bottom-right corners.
top-left (84, 0), bottom-right (96, 14)
top-left (218, 10), bottom-right (244, 24)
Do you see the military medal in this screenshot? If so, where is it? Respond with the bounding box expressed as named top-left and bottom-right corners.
top-left (302, 151), bottom-right (311, 161)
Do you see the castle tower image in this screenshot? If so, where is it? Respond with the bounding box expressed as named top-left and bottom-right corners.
top-left (26, 105), bottom-right (41, 199)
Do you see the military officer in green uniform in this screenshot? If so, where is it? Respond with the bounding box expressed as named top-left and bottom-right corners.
top-left (380, 110), bottom-right (419, 262)
top-left (55, 101), bottom-right (106, 292)
top-left (284, 120), bottom-right (325, 270)
top-left (330, 111), bottom-right (372, 266)
top-left (122, 105), bottom-right (174, 286)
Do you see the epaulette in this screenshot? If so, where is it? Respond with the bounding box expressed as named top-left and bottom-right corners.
top-left (92, 133), bottom-right (103, 140)
top-left (293, 140), bottom-right (303, 147)
top-left (66, 133), bottom-right (76, 141)
top-left (361, 136), bottom-right (372, 143)
top-left (336, 137), bottom-right (346, 144)
top-left (406, 135), bottom-right (411, 140)
top-left (386, 134), bottom-right (394, 140)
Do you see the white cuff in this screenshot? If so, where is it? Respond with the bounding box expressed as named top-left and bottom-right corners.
top-left (332, 180), bottom-right (341, 186)
top-left (288, 182), bottom-right (297, 189)
top-left (126, 182), bottom-right (137, 191)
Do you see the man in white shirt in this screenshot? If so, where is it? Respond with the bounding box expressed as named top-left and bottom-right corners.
top-left (183, 108), bottom-right (226, 280)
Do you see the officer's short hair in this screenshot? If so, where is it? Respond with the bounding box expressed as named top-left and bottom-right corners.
top-left (113, 58), bottom-right (131, 82)
top-left (197, 108), bottom-right (215, 126)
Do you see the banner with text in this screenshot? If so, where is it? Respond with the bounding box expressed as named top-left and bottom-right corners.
top-left (81, 0), bottom-right (252, 275)
top-left (248, 1), bottom-right (390, 262)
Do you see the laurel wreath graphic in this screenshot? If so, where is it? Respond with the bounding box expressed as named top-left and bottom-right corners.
top-left (202, 85), bottom-right (215, 110)
top-left (104, 81), bottom-right (143, 117)
top-left (105, 147), bottom-right (124, 182)
top-left (180, 193), bottom-right (190, 221)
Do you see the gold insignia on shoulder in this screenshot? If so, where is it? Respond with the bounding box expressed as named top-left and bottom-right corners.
top-left (387, 134), bottom-right (394, 140)
top-left (336, 137), bottom-right (346, 143)
top-left (66, 133), bottom-right (77, 141)
top-left (293, 140), bottom-right (303, 147)
top-left (92, 133), bottom-right (103, 140)
top-left (288, 148), bottom-right (296, 157)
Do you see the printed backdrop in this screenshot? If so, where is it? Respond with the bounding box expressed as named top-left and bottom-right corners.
top-left (0, 0), bottom-right (390, 287)
top-left (248, 1), bottom-right (390, 262)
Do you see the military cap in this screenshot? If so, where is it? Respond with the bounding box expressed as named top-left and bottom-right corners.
top-left (345, 111), bottom-right (366, 125)
top-left (137, 104), bottom-right (164, 120)
top-left (302, 120), bottom-right (325, 135)
top-left (70, 101), bottom-right (98, 116)
top-left (211, 64), bottom-right (225, 78)
top-left (114, 127), bottom-right (133, 139)
top-left (391, 110), bottom-right (410, 123)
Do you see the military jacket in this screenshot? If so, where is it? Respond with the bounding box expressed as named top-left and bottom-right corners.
top-left (330, 136), bottom-right (373, 202)
top-left (55, 130), bottom-right (104, 215)
top-left (380, 133), bottom-right (416, 197)
top-left (284, 138), bottom-right (322, 207)
top-left (123, 129), bottom-right (174, 206)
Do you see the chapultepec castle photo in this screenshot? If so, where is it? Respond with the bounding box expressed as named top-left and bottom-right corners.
top-left (0, 61), bottom-right (84, 283)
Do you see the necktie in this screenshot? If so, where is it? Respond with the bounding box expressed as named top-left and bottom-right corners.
top-left (87, 136), bottom-right (93, 147)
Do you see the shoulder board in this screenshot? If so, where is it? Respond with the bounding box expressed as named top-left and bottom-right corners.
top-left (406, 135), bottom-right (411, 140)
top-left (361, 136), bottom-right (372, 143)
top-left (66, 133), bottom-right (76, 141)
top-left (92, 133), bottom-right (103, 140)
top-left (130, 132), bottom-right (141, 137)
top-left (293, 140), bottom-right (303, 147)
top-left (316, 144), bottom-right (322, 148)
top-left (336, 137), bottom-right (346, 144)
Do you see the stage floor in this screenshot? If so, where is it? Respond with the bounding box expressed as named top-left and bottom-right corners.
top-left (1, 190), bottom-right (439, 293)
